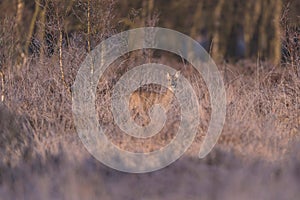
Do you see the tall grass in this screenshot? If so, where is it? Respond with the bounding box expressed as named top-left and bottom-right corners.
top-left (0, 3), bottom-right (299, 199)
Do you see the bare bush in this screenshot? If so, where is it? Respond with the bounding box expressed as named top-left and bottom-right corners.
top-left (281, 2), bottom-right (300, 75)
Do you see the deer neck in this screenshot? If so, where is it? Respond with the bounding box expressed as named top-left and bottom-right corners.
top-left (160, 86), bottom-right (175, 108)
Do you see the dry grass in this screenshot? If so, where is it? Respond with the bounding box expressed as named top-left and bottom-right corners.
top-left (0, 45), bottom-right (299, 199)
top-left (0, 5), bottom-right (299, 198)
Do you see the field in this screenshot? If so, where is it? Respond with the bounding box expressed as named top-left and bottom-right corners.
top-left (0, 50), bottom-right (299, 199)
top-left (0, 0), bottom-right (299, 199)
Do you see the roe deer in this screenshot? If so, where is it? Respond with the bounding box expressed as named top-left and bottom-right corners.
top-left (129, 71), bottom-right (180, 126)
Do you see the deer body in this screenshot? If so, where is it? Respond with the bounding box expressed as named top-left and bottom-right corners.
top-left (129, 71), bottom-right (180, 126)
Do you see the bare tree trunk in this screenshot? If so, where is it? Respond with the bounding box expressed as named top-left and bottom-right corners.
top-left (37, 0), bottom-right (48, 61)
top-left (15, 0), bottom-right (24, 40)
top-left (55, 5), bottom-right (70, 95)
top-left (258, 0), bottom-right (269, 60)
top-left (87, 0), bottom-right (95, 98)
top-left (191, 0), bottom-right (203, 38)
top-left (87, 0), bottom-right (91, 53)
top-left (25, 0), bottom-right (41, 56)
top-left (16, 0), bottom-right (24, 27)
top-left (87, 0), bottom-right (94, 91)
top-left (211, 0), bottom-right (225, 62)
top-left (244, 1), bottom-right (254, 57)
top-left (270, 0), bottom-right (282, 65)
top-left (15, 0), bottom-right (25, 66)
top-left (148, 0), bottom-right (154, 19)
top-left (142, 0), bottom-right (148, 27)
top-left (244, 1), bottom-right (262, 59)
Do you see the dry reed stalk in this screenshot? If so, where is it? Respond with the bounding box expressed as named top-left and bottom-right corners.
top-left (0, 70), bottom-right (4, 102)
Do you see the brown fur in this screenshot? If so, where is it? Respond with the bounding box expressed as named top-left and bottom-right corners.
top-left (129, 71), bottom-right (180, 126)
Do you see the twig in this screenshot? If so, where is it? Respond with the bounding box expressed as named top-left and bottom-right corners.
top-left (0, 70), bottom-right (4, 102)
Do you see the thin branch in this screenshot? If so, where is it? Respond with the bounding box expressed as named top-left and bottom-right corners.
top-left (0, 70), bottom-right (4, 102)
top-left (56, 5), bottom-right (71, 96)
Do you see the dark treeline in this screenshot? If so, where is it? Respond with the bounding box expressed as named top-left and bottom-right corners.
top-left (0, 0), bottom-right (299, 67)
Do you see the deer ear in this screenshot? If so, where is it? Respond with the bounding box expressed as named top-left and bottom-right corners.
top-left (175, 71), bottom-right (181, 78)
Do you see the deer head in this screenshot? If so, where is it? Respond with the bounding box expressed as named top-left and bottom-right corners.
top-left (167, 71), bottom-right (180, 92)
